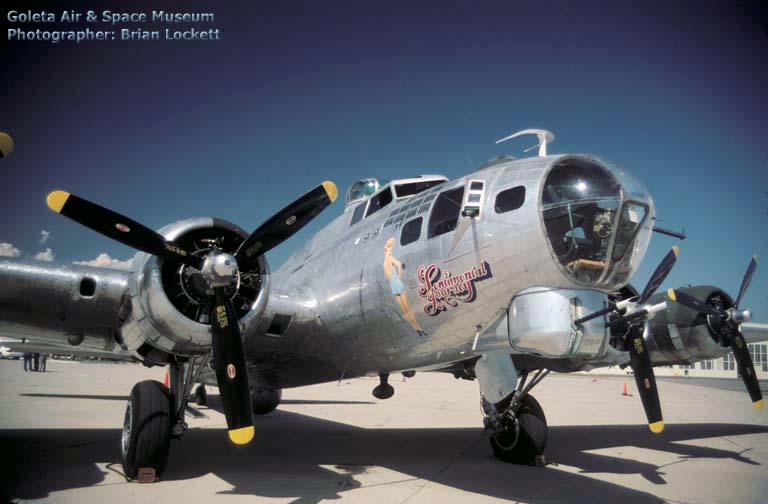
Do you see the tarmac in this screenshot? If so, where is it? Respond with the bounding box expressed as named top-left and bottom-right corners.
top-left (1, 359), bottom-right (767, 504)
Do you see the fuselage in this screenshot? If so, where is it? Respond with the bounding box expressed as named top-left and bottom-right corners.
top-left (247, 153), bottom-right (656, 387)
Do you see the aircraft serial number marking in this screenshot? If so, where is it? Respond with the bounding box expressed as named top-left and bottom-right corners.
top-left (216, 306), bottom-right (228, 328)
top-left (164, 243), bottom-right (187, 256)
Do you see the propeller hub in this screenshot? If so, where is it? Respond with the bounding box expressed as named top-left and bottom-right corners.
top-left (202, 253), bottom-right (239, 288)
top-left (728, 308), bottom-right (752, 324)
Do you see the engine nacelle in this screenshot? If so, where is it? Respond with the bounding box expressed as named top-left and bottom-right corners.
top-left (120, 217), bottom-right (270, 362)
top-left (643, 285), bottom-right (733, 366)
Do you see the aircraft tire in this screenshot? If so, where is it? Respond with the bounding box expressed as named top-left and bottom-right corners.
top-left (489, 394), bottom-right (547, 465)
top-left (121, 380), bottom-right (172, 479)
top-left (251, 388), bottom-right (282, 415)
top-left (194, 384), bottom-right (208, 406)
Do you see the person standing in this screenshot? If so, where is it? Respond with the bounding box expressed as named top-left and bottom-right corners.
top-left (23, 352), bottom-right (32, 372)
top-left (40, 353), bottom-right (48, 372)
top-left (33, 352), bottom-right (40, 372)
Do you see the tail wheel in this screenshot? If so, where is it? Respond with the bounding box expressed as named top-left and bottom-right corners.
top-left (122, 380), bottom-right (172, 479)
top-left (490, 394), bottom-right (547, 465)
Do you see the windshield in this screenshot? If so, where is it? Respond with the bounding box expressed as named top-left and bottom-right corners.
top-left (542, 157), bottom-right (652, 289)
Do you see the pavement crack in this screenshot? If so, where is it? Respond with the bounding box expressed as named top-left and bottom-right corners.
top-left (398, 434), bottom-right (484, 504)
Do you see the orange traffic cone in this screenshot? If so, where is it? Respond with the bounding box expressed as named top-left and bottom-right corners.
top-left (163, 370), bottom-right (170, 389)
top-left (622, 382), bottom-right (629, 396)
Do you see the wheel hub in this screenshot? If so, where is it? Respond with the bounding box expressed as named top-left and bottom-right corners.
top-left (121, 401), bottom-right (133, 458)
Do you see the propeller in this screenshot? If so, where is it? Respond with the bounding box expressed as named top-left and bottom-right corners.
top-left (47, 182), bottom-right (339, 443)
top-left (47, 191), bottom-right (204, 270)
top-left (621, 246), bottom-right (679, 433)
top-left (668, 256), bottom-right (763, 409)
top-left (573, 247), bottom-right (679, 432)
top-left (236, 182), bottom-right (337, 270)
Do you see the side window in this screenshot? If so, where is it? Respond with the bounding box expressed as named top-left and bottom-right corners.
top-left (366, 188), bottom-right (393, 217)
top-left (494, 186), bottom-right (525, 213)
top-left (428, 187), bottom-right (464, 238)
top-left (350, 202), bottom-right (366, 225)
top-left (400, 217), bottom-right (422, 246)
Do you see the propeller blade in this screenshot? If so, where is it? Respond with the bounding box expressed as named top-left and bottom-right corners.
top-left (628, 321), bottom-right (664, 433)
top-left (46, 191), bottom-right (202, 269)
top-left (211, 287), bottom-right (254, 444)
top-left (729, 330), bottom-right (764, 408)
top-left (638, 247), bottom-right (679, 304)
top-left (236, 182), bottom-right (337, 269)
top-left (667, 289), bottom-right (723, 318)
top-left (734, 256), bottom-right (758, 309)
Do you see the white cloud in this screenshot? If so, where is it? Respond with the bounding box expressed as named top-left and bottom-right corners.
top-left (40, 230), bottom-right (50, 244)
top-left (33, 248), bottom-right (55, 261)
top-left (74, 253), bottom-right (133, 270)
top-left (0, 243), bottom-right (21, 258)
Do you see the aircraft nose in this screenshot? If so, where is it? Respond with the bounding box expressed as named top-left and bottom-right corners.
top-left (540, 156), bottom-right (655, 290)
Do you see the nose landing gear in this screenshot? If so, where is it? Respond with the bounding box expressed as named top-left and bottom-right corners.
top-left (480, 366), bottom-right (550, 466)
top-left (484, 393), bottom-right (547, 465)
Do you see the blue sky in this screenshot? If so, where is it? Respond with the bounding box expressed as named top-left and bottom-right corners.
top-left (1, 0), bottom-right (767, 314)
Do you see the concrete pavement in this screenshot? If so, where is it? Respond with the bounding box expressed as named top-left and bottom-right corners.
top-left (1, 359), bottom-right (767, 503)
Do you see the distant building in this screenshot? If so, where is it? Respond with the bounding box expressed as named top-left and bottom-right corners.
top-left (588, 342), bottom-right (768, 379)
top-left (654, 342), bottom-right (768, 379)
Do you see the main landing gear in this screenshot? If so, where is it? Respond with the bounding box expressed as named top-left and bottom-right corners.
top-left (120, 355), bottom-right (284, 480)
top-left (121, 355), bottom-right (209, 479)
top-left (479, 364), bottom-right (551, 466)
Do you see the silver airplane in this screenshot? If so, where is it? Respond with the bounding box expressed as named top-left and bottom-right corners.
top-left (1, 129), bottom-right (765, 479)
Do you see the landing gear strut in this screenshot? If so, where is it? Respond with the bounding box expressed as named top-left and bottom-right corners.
top-left (120, 354), bottom-right (210, 479)
top-left (482, 369), bottom-right (550, 465)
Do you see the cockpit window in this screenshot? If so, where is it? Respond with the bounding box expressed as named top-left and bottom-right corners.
top-left (395, 180), bottom-right (446, 198)
top-left (366, 187), bottom-right (393, 217)
top-left (350, 202), bottom-right (366, 226)
top-left (542, 158), bottom-right (650, 287)
top-left (428, 187), bottom-right (464, 238)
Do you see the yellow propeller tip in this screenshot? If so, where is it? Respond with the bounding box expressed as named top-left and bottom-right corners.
top-left (228, 426), bottom-right (254, 445)
top-left (672, 246), bottom-right (680, 258)
top-left (667, 288), bottom-right (676, 302)
top-left (0, 132), bottom-right (14, 157)
top-left (649, 421), bottom-right (665, 433)
top-left (47, 190), bottom-right (70, 213)
top-left (322, 181), bottom-right (338, 203)
top-left (753, 399), bottom-right (764, 409)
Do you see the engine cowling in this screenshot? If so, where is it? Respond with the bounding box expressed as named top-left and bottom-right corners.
top-left (120, 217), bottom-right (270, 363)
top-left (643, 285), bottom-right (733, 365)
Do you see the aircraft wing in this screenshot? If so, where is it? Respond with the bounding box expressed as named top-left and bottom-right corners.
top-left (0, 259), bottom-right (130, 359)
top-left (740, 323), bottom-right (768, 344)
top-left (0, 339), bottom-right (134, 361)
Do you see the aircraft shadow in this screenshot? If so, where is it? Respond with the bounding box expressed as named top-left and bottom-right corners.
top-left (16, 394), bottom-right (373, 405)
top-left (20, 393), bottom-right (129, 401)
top-left (280, 399), bottom-right (375, 405)
top-left (2, 411), bottom-right (766, 503)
